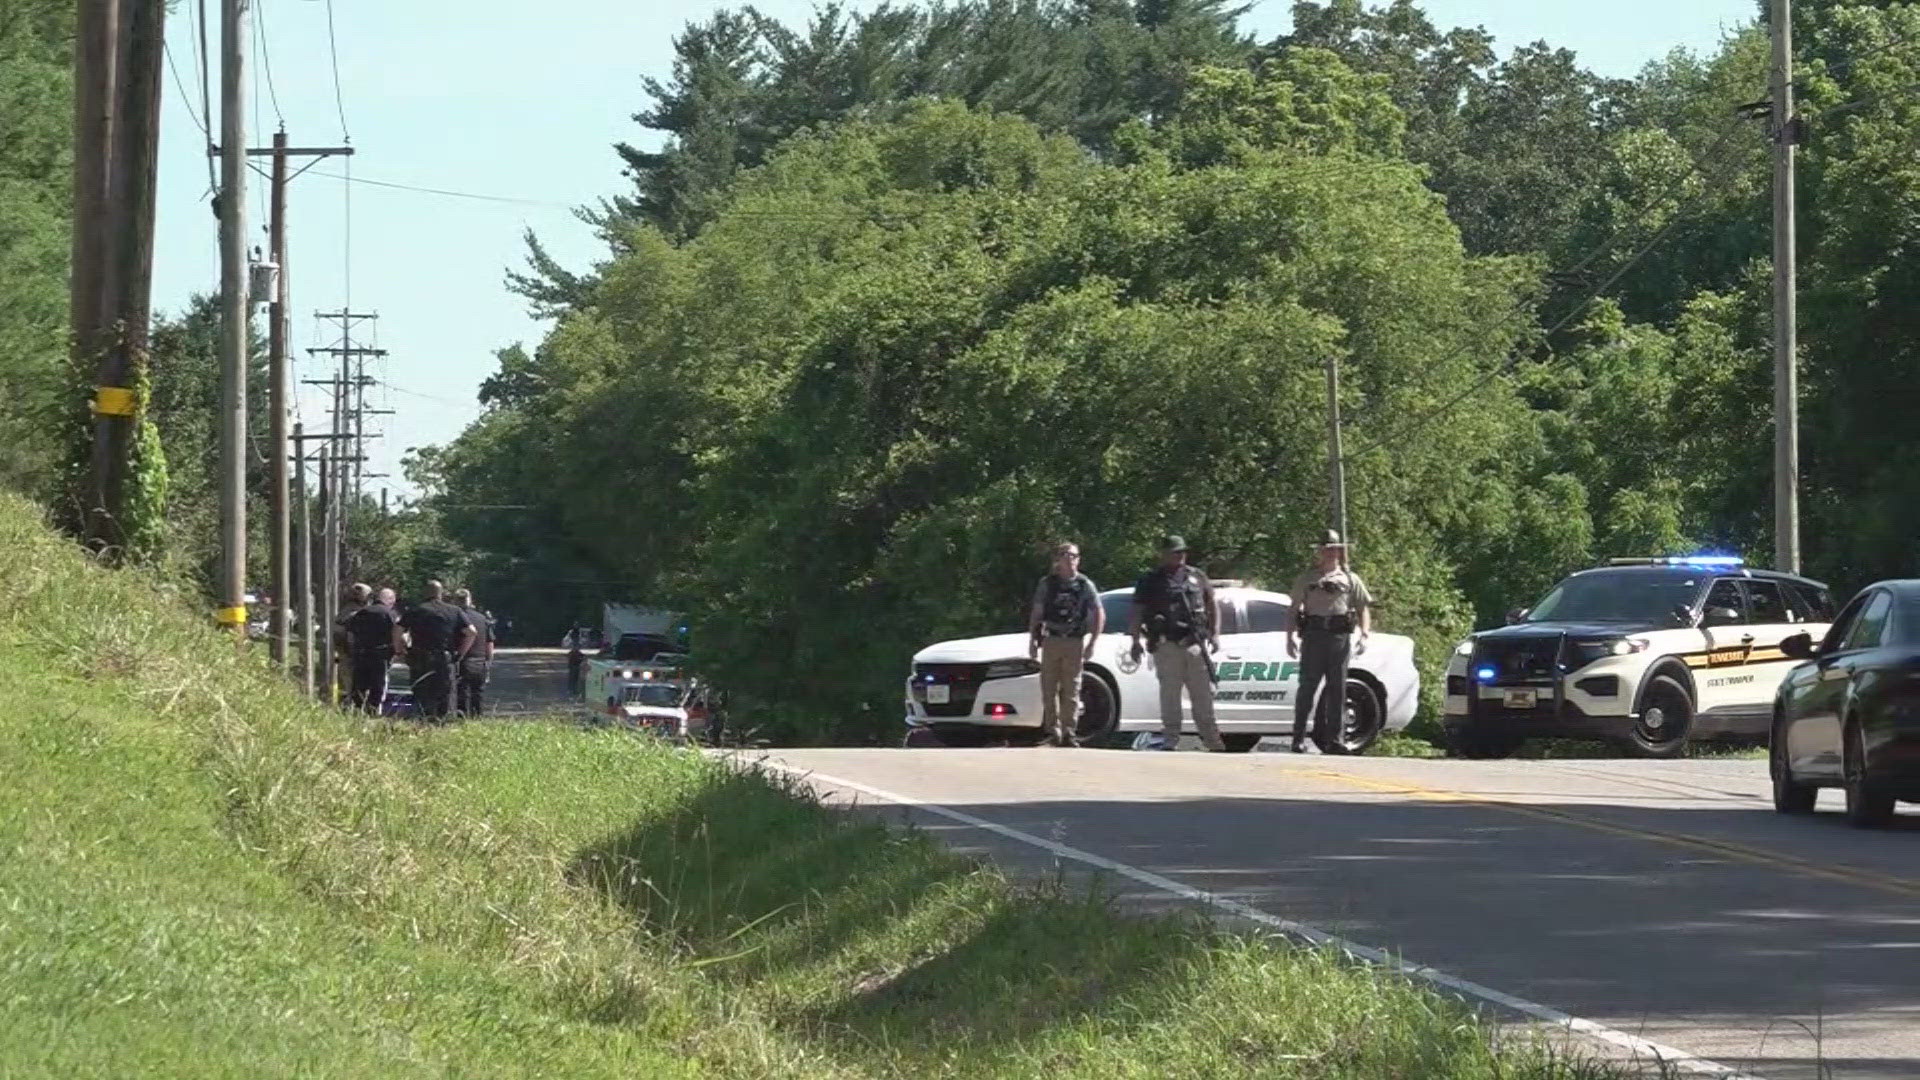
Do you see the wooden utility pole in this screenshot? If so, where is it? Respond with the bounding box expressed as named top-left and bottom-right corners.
top-left (268, 132), bottom-right (290, 664)
top-left (1325, 354), bottom-right (1348, 548)
top-left (216, 0), bottom-right (251, 633)
top-left (1770, 0), bottom-right (1802, 574)
top-left (88, 0), bottom-right (166, 554)
top-left (263, 135), bottom-right (353, 667)
top-left (318, 445), bottom-right (334, 698)
top-left (71, 1), bottom-right (119, 539)
top-left (293, 424), bottom-right (312, 694)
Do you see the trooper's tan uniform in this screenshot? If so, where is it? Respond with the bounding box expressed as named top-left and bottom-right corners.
top-left (1288, 534), bottom-right (1372, 752)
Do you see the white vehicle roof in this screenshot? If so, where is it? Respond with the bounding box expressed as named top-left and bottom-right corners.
top-left (1099, 585), bottom-right (1292, 605)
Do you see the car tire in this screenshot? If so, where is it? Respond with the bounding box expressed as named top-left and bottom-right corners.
top-left (1073, 671), bottom-right (1121, 746)
top-left (1445, 725), bottom-right (1523, 760)
top-left (1625, 674), bottom-right (1693, 759)
top-left (1843, 717), bottom-right (1895, 828)
top-left (1322, 679), bottom-right (1387, 756)
top-left (1769, 715), bottom-right (1818, 814)
top-left (1219, 734), bottom-right (1264, 753)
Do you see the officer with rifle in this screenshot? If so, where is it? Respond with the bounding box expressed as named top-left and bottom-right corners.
top-left (1285, 529), bottom-right (1372, 753)
top-left (1128, 536), bottom-right (1227, 753)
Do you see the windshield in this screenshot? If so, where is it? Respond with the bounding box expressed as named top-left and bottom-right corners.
top-left (1526, 570), bottom-right (1704, 625)
top-left (623, 683), bottom-right (684, 708)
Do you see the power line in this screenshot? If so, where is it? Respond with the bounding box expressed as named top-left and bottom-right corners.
top-left (322, 0), bottom-right (351, 140)
top-left (163, 40), bottom-right (208, 136)
top-left (1341, 125), bottom-right (1766, 465)
top-left (195, 0), bottom-right (214, 157)
top-left (254, 0), bottom-right (287, 129)
top-left (312, 170), bottom-right (577, 208)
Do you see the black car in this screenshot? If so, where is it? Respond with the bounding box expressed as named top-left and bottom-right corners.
top-left (1771, 580), bottom-right (1920, 827)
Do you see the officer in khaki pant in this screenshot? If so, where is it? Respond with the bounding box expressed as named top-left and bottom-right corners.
top-left (1286, 529), bottom-right (1372, 753)
top-left (1027, 542), bottom-right (1104, 746)
top-left (1128, 535), bottom-right (1227, 752)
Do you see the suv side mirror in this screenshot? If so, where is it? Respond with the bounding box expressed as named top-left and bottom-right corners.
top-left (1702, 606), bottom-right (1742, 628)
top-left (1780, 632), bottom-right (1816, 660)
top-left (1505, 607), bottom-right (1529, 625)
top-left (1672, 604), bottom-right (1697, 627)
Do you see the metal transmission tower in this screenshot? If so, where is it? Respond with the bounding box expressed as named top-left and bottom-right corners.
top-left (305, 310), bottom-right (387, 616)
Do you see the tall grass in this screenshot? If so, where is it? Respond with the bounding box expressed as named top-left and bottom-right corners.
top-left (0, 492), bottom-right (1633, 1078)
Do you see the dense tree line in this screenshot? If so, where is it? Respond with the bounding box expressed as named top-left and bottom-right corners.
top-left (426, 0), bottom-right (1920, 744)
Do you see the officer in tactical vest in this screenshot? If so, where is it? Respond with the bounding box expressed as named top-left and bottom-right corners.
top-left (1285, 529), bottom-right (1372, 753)
top-left (1027, 541), bottom-right (1104, 747)
top-left (1129, 536), bottom-right (1227, 752)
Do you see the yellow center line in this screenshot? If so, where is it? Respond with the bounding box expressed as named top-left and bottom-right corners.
top-left (1310, 769), bottom-right (1920, 900)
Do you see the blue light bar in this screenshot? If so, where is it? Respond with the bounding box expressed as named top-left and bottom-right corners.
top-left (1475, 666), bottom-right (1497, 683)
top-left (1672, 555), bottom-right (1745, 568)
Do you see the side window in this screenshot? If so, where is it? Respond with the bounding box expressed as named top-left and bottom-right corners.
top-left (1244, 600), bottom-right (1291, 633)
top-left (1743, 580), bottom-right (1791, 624)
top-left (1790, 582), bottom-right (1835, 622)
top-left (1217, 594), bottom-right (1245, 636)
top-left (1702, 579), bottom-right (1747, 625)
top-left (1840, 591), bottom-right (1893, 651)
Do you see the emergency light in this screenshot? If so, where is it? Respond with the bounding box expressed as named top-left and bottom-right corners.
top-left (1607, 555), bottom-right (1746, 569)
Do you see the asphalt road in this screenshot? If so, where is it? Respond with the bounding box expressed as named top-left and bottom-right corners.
top-left (749, 746), bottom-right (1920, 1080)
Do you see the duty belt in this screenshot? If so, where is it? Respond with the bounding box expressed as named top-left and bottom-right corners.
top-left (1300, 614), bottom-right (1354, 632)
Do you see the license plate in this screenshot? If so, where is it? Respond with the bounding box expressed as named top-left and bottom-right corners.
top-left (1503, 689), bottom-right (1537, 709)
top-left (926, 684), bottom-right (951, 705)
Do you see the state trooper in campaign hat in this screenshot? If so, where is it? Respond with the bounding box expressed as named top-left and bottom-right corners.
top-left (1284, 529), bottom-right (1373, 753)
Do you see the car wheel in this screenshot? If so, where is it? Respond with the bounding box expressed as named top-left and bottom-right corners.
top-left (1322, 679), bottom-right (1386, 756)
top-left (1770, 715), bottom-right (1817, 814)
top-left (1445, 725), bottom-right (1522, 760)
top-left (1219, 734), bottom-right (1264, 753)
top-left (1072, 672), bottom-right (1120, 746)
top-left (1843, 718), bottom-right (1896, 828)
top-left (1626, 674), bottom-right (1693, 759)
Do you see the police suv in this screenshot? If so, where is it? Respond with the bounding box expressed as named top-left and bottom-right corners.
top-left (905, 586), bottom-right (1421, 753)
top-left (1443, 557), bottom-right (1834, 759)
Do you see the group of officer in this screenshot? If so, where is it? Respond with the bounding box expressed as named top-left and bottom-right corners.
top-left (1027, 529), bottom-right (1370, 751)
top-left (335, 579), bottom-right (497, 720)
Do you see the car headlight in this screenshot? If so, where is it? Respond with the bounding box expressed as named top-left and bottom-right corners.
top-left (1569, 638), bottom-right (1650, 666)
top-left (1453, 640), bottom-right (1474, 656)
top-left (983, 658), bottom-right (1042, 680)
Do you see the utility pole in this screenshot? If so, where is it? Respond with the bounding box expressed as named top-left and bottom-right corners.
top-left (73, 0), bottom-right (165, 554)
top-left (293, 424), bottom-right (312, 695)
top-left (317, 445), bottom-right (333, 699)
top-left (262, 135), bottom-right (353, 668)
top-left (215, 0), bottom-right (250, 633)
top-left (96, 0), bottom-right (167, 547)
top-left (1325, 354), bottom-right (1349, 551)
top-left (71, 0), bottom-right (118, 542)
top-left (1771, 0), bottom-right (1801, 574)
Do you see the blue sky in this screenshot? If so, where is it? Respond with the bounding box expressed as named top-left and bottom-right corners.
top-left (151, 0), bottom-right (1757, 499)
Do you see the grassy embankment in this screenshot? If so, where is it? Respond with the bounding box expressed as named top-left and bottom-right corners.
top-left (0, 492), bottom-right (1635, 1078)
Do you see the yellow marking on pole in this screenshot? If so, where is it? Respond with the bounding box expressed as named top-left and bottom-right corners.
top-left (1311, 769), bottom-right (1920, 900)
top-left (93, 386), bottom-right (136, 416)
top-left (213, 605), bottom-right (249, 626)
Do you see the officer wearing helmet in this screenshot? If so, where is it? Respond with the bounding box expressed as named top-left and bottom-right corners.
top-left (1285, 529), bottom-right (1372, 753)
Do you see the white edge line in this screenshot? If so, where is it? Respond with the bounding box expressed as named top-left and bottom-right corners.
top-left (752, 758), bottom-right (1770, 1080)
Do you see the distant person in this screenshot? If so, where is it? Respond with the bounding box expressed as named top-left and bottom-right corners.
top-left (1129, 535), bottom-right (1226, 752)
top-left (566, 623), bottom-right (587, 698)
top-left (1027, 541), bottom-right (1103, 747)
top-left (452, 588), bottom-right (495, 717)
top-left (1285, 530), bottom-right (1372, 754)
top-left (342, 583), bottom-right (398, 714)
top-left (394, 580), bottom-right (475, 721)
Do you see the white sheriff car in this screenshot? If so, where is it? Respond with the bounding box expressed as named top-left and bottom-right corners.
top-left (905, 586), bottom-right (1420, 753)
top-left (1442, 557), bottom-right (1835, 759)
